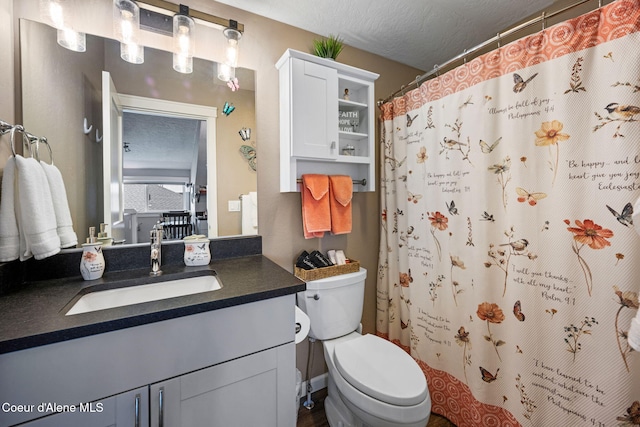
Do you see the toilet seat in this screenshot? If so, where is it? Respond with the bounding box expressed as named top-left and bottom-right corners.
top-left (333, 334), bottom-right (428, 406)
top-left (323, 332), bottom-right (431, 426)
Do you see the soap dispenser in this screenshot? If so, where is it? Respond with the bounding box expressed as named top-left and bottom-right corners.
top-left (80, 227), bottom-right (105, 280)
top-left (183, 235), bottom-right (211, 266)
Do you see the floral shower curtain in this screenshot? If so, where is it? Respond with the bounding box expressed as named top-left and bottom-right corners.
top-left (377, 1), bottom-right (640, 426)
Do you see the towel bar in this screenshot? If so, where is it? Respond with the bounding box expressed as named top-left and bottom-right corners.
top-left (0, 120), bottom-right (51, 161)
top-left (296, 178), bottom-right (367, 186)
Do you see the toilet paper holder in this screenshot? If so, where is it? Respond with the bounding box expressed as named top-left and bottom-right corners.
top-left (294, 306), bottom-right (311, 344)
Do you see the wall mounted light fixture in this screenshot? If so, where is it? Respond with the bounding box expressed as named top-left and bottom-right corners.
top-left (114, 0), bottom-right (144, 64)
top-left (40, 0), bottom-right (86, 52)
top-left (215, 20), bottom-right (241, 83)
top-left (42, 0), bottom-right (244, 77)
top-left (223, 21), bottom-right (241, 68)
top-left (172, 5), bottom-right (195, 74)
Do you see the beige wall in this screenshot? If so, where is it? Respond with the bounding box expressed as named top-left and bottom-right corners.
top-left (1, 0), bottom-right (423, 378)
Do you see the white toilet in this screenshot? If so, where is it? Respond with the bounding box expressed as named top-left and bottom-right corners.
top-left (297, 268), bottom-right (431, 427)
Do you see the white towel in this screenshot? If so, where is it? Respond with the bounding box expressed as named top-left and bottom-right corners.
top-left (40, 161), bottom-right (77, 248)
top-left (15, 156), bottom-right (60, 260)
top-left (249, 191), bottom-right (258, 228)
top-left (0, 157), bottom-right (20, 262)
top-left (241, 193), bottom-right (258, 235)
top-left (629, 313), bottom-right (640, 351)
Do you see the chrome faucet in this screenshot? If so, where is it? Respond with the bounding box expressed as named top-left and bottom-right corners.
top-left (150, 222), bottom-right (163, 276)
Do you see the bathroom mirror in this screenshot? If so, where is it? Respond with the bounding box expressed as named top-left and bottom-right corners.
top-left (18, 19), bottom-right (257, 245)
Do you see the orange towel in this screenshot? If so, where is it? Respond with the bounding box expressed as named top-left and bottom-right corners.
top-left (329, 175), bottom-right (353, 235)
top-left (301, 174), bottom-right (331, 239)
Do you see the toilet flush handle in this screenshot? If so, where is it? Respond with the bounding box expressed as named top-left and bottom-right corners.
top-left (307, 293), bottom-right (320, 300)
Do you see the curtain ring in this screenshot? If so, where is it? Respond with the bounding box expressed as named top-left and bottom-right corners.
top-left (434, 64), bottom-right (439, 77)
top-left (463, 49), bottom-right (467, 64)
top-left (497, 32), bottom-right (501, 48)
top-left (541, 11), bottom-right (546, 30)
top-left (9, 125), bottom-right (24, 157)
top-left (415, 75), bottom-right (422, 89)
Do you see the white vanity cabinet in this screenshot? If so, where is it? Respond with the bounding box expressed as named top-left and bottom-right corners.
top-left (0, 296), bottom-right (296, 427)
top-left (149, 346), bottom-right (287, 426)
top-left (17, 387), bottom-right (149, 427)
top-left (277, 49), bottom-right (379, 192)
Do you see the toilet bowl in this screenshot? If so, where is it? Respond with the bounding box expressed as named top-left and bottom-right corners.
top-left (297, 268), bottom-right (431, 427)
top-left (324, 332), bottom-right (431, 427)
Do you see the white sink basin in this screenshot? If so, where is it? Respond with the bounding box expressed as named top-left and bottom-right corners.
top-left (66, 274), bottom-right (222, 316)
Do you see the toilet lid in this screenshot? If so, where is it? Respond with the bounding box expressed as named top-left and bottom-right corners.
top-left (333, 334), bottom-right (428, 406)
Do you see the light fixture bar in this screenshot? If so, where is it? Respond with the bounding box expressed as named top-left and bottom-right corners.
top-left (137, 0), bottom-right (244, 33)
top-left (139, 7), bottom-right (173, 36)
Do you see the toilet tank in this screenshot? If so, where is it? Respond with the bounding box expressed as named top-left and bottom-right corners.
top-left (297, 268), bottom-right (367, 340)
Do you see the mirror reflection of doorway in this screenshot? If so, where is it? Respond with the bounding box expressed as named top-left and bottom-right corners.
top-left (122, 112), bottom-right (206, 243)
top-left (102, 73), bottom-right (217, 244)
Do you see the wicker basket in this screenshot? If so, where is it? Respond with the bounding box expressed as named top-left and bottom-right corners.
top-left (294, 260), bottom-right (360, 281)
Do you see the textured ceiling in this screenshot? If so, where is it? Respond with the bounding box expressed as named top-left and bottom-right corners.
top-left (122, 112), bottom-right (202, 172)
top-left (214, 0), bottom-right (557, 71)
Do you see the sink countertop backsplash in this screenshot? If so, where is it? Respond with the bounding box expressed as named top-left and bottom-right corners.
top-left (0, 235), bottom-right (306, 354)
top-left (0, 235), bottom-right (262, 295)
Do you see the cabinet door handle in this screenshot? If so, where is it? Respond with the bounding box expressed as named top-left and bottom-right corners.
top-left (330, 141), bottom-right (336, 150)
top-left (158, 387), bottom-right (164, 427)
top-left (134, 393), bottom-right (140, 427)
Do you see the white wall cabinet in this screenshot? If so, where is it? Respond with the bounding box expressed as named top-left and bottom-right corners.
top-left (277, 49), bottom-right (379, 192)
top-left (0, 296), bottom-right (296, 427)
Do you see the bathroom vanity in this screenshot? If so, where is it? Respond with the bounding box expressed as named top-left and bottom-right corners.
top-left (0, 239), bottom-right (305, 427)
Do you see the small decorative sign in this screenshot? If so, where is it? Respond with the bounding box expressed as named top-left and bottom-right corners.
top-left (339, 110), bottom-right (359, 132)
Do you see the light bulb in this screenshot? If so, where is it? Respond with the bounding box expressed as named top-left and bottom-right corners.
top-left (173, 13), bottom-right (195, 73)
top-left (225, 39), bottom-right (238, 68)
top-left (114, 0), bottom-right (140, 45)
top-left (222, 27), bottom-right (241, 68)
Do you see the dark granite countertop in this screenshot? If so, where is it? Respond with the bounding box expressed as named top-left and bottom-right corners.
top-left (0, 255), bottom-right (305, 354)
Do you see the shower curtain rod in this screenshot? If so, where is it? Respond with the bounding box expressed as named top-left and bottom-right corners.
top-left (379, 0), bottom-right (601, 105)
